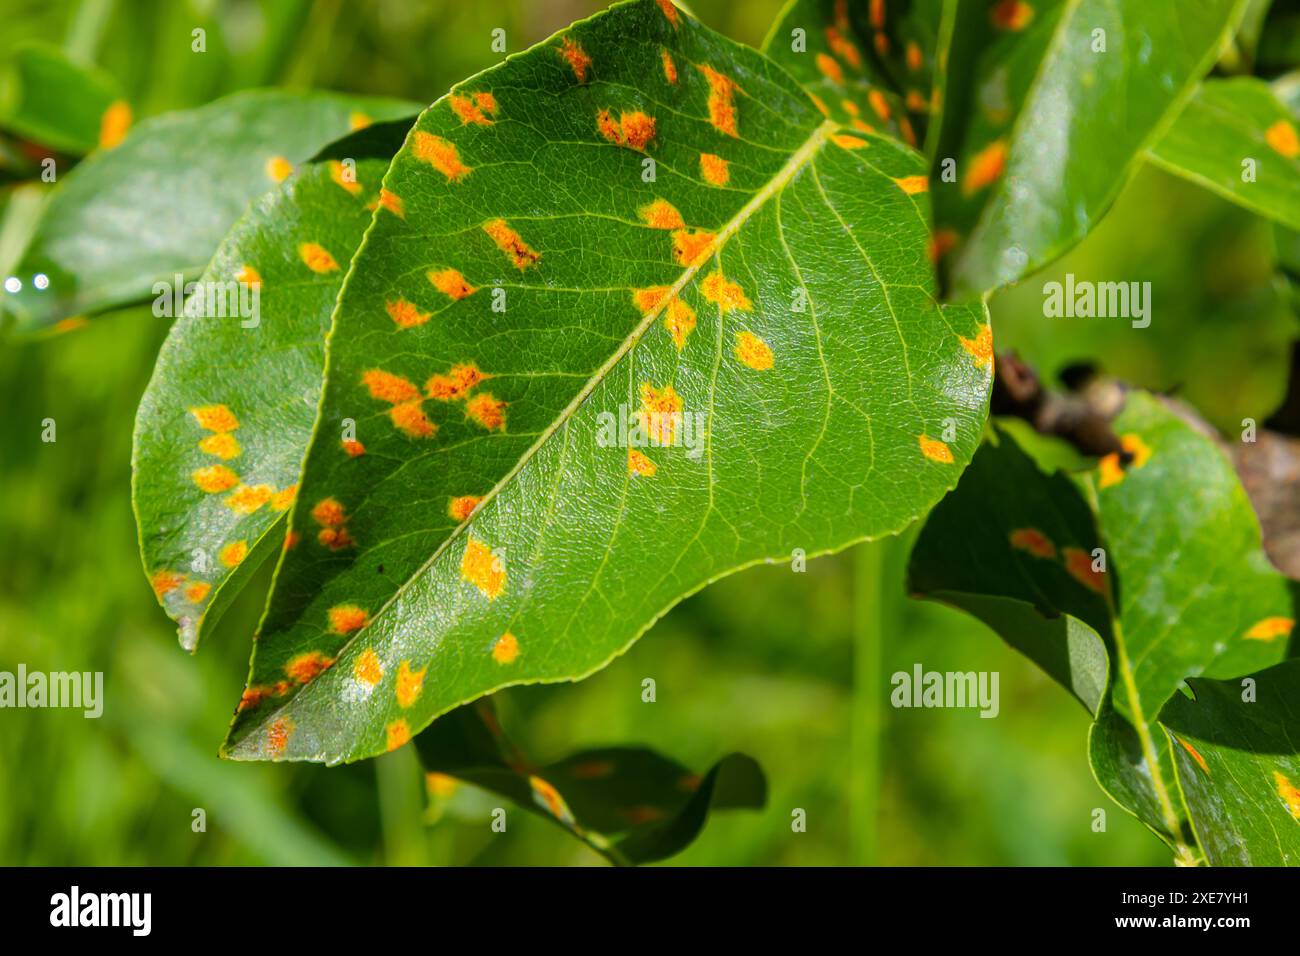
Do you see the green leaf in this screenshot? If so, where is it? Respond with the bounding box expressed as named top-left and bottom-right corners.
top-left (932, 0), bottom-right (1245, 296)
top-left (416, 699), bottom-right (765, 865)
top-left (909, 394), bottom-right (1294, 854)
top-left (132, 120), bottom-right (414, 652)
top-left (0, 42), bottom-right (125, 155)
top-left (1159, 660), bottom-right (1300, 866)
top-left (1, 89), bottom-right (418, 332)
top-left (1148, 77), bottom-right (1300, 232)
top-left (222, 0), bottom-right (992, 764)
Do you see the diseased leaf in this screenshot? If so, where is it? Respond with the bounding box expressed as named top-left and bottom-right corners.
top-left (909, 394), bottom-right (1294, 855)
top-left (1, 89), bottom-right (417, 332)
top-left (932, 0), bottom-right (1244, 296)
top-left (0, 43), bottom-right (126, 155)
top-left (416, 699), bottom-right (765, 865)
top-left (1148, 77), bottom-right (1300, 231)
top-left (132, 120), bottom-right (414, 652)
top-left (1160, 660), bottom-right (1300, 866)
top-left (223, 0), bottom-right (992, 764)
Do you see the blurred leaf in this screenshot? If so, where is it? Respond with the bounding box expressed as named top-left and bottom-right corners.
top-left (221, 0), bottom-right (991, 764)
top-left (1, 88), bottom-right (418, 332)
top-left (132, 119), bottom-right (414, 652)
top-left (1159, 660), bottom-right (1300, 866)
top-left (0, 42), bottom-right (123, 155)
top-left (416, 699), bottom-right (765, 865)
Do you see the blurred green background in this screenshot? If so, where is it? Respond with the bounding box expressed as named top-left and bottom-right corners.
top-left (1, 0), bottom-right (1292, 867)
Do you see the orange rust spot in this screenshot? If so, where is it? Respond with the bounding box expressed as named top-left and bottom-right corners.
top-left (661, 49), bottom-right (678, 84)
top-left (964, 139), bottom-right (1008, 196)
top-left (268, 718), bottom-right (293, 756)
top-left (906, 90), bottom-right (929, 113)
top-left (672, 229), bottom-right (716, 266)
top-left (1098, 434), bottom-right (1152, 489)
top-left (461, 538), bottom-right (506, 599)
top-left (1097, 454), bottom-right (1124, 490)
top-left (809, 93), bottom-right (831, 117)
top-left (1244, 617), bottom-right (1294, 641)
top-left (483, 218), bottom-right (541, 270)
top-left (396, 660), bottom-right (427, 708)
top-left (389, 401), bottom-right (437, 438)
top-left (98, 100), bottom-right (132, 149)
top-left (286, 650), bottom-right (334, 685)
top-left (269, 485), bottom-right (296, 511)
top-left (1176, 737), bottom-right (1210, 775)
top-left (735, 331), bottom-right (774, 370)
top-left (656, 0), bottom-right (680, 26)
top-left (449, 92), bottom-right (497, 126)
top-left (906, 41), bottom-right (923, 71)
top-left (219, 540), bottom-right (248, 567)
top-left (328, 604), bottom-right (369, 635)
top-left (700, 270), bottom-right (751, 313)
top-left (428, 267), bottom-right (477, 300)
top-left (597, 109), bottom-right (622, 144)
top-left (571, 760), bottom-right (615, 779)
top-left (700, 151), bottom-right (729, 186)
top-left (225, 483), bottom-right (273, 515)
top-left (312, 498), bottom-right (347, 527)
top-left (193, 465), bottom-right (240, 494)
top-left (1063, 547), bottom-right (1107, 595)
top-left (192, 404), bottom-right (240, 432)
top-left (824, 26), bottom-right (862, 70)
top-left (151, 570), bottom-right (183, 599)
top-left (842, 99), bottom-right (861, 118)
top-left (354, 648), bottom-right (383, 687)
top-left (816, 53), bottom-right (845, 85)
top-left (413, 131), bottom-right (472, 181)
top-left (900, 116), bottom-right (917, 146)
top-left (1266, 120), bottom-right (1300, 159)
top-left (664, 298), bottom-right (696, 349)
top-left (377, 189), bottom-right (405, 218)
top-left (869, 0), bottom-right (885, 28)
top-left (449, 495), bottom-right (482, 521)
top-left (265, 155), bottom-right (293, 183)
top-left (893, 174), bottom-right (928, 195)
top-left (238, 686), bottom-right (271, 711)
top-left (342, 439), bottom-right (366, 458)
top-left (990, 0), bottom-right (1035, 30)
top-left (386, 719), bottom-right (411, 751)
top-left (318, 527), bottom-right (354, 551)
top-left (628, 448), bottom-right (658, 477)
top-left (639, 382), bottom-right (684, 444)
top-left (426, 362), bottom-right (485, 401)
top-left (1009, 528), bottom-right (1055, 559)
top-left (918, 434), bottom-right (954, 463)
top-left (596, 109), bottom-right (658, 151)
top-left (639, 199), bottom-right (685, 230)
top-left (493, 632), bottom-right (521, 663)
top-left (621, 805), bottom-right (665, 824)
top-left (960, 324), bottom-right (993, 368)
top-left (633, 286), bottom-right (669, 313)
top-left (868, 90), bottom-right (891, 121)
top-left (386, 298), bottom-right (431, 329)
top-left (349, 111), bottom-right (372, 131)
top-left (199, 432), bottom-right (241, 460)
top-left (1275, 771), bottom-right (1300, 819)
top-left (698, 64), bottom-right (739, 138)
top-left (362, 369), bottom-right (423, 404)
top-left (328, 160), bottom-right (362, 196)
top-left (283, 530), bottom-right (301, 551)
top-left (1123, 433), bottom-right (1152, 469)
top-left (235, 264), bottom-right (262, 289)
top-left (833, 134), bottom-right (870, 149)
top-left (929, 228), bottom-right (959, 263)
top-left (466, 393), bottom-right (507, 431)
top-left (184, 582), bottom-right (211, 603)
top-left (299, 242), bottom-right (339, 273)
top-left (873, 31), bottom-right (891, 56)
top-left (852, 118), bottom-right (876, 134)
top-left (558, 36), bottom-right (593, 83)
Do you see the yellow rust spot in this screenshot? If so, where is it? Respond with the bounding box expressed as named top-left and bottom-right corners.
top-left (1063, 547), bottom-right (1107, 595)
top-left (449, 91), bottom-right (498, 126)
top-left (816, 53), bottom-right (844, 85)
top-left (426, 772), bottom-right (459, 798)
top-left (735, 331), bottom-right (774, 370)
top-left (700, 270), bottom-right (751, 313)
top-left (990, 0), bottom-right (1035, 30)
top-left (906, 90), bottom-right (929, 113)
top-left (558, 36), bottom-right (593, 83)
top-left (628, 448), bottom-right (658, 477)
top-left (639, 199), bottom-right (685, 230)
top-left (318, 527), bottom-right (354, 551)
top-left (1275, 771), bottom-right (1300, 819)
top-left (328, 160), bottom-right (362, 196)
top-left (466, 393), bottom-right (507, 431)
top-left (396, 660), bottom-right (427, 708)
top-left (964, 139), bottom-right (1008, 196)
top-left (906, 41), bottom-right (923, 71)
top-left (235, 265), bottom-right (262, 289)
top-left (639, 383), bottom-right (684, 445)
top-left (1266, 120), bottom-right (1300, 159)
top-left (661, 49), bottom-right (678, 84)
top-left (312, 497), bottom-right (347, 527)
top-left (349, 111), bottom-right (372, 131)
top-left (825, 26), bottom-right (863, 69)
top-left (265, 155), bottom-right (293, 183)
top-left (664, 298), bottom-right (697, 349)
top-left (483, 218), bottom-right (541, 270)
top-left (219, 540), bottom-right (248, 567)
top-left (354, 648), bottom-right (383, 687)
top-left (672, 229), bottom-right (716, 267)
top-left (329, 604), bottom-right (369, 635)
top-left (389, 401), bottom-right (437, 438)
top-left (918, 434), bottom-right (954, 464)
top-left (1244, 617), bottom-right (1294, 642)
top-left (833, 134), bottom-right (870, 149)
top-left (270, 485), bottom-right (296, 511)
top-left (299, 242), bottom-right (339, 273)
top-left (342, 439), bottom-right (365, 458)
top-left (184, 582), bottom-right (210, 603)
top-left (386, 298), bottom-right (431, 329)
top-left (286, 650), bottom-right (334, 685)
top-left (377, 188), bottom-right (405, 218)
top-left (868, 90), bottom-right (891, 121)
top-left (98, 100), bottom-right (132, 149)
top-left (656, 0), bottom-right (680, 26)
top-left (413, 132), bottom-right (472, 181)
top-left (193, 465), bottom-right (240, 494)
top-left (225, 483), bottom-right (273, 515)
top-left (1098, 434), bottom-right (1153, 489)
top-left (427, 362), bottom-right (485, 401)
top-left (461, 538), bottom-right (506, 599)
top-left (493, 632), bottom-right (521, 664)
top-left (268, 718), bottom-right (294, 756)
top-left (428, 267), bottom-right (477, 300)
top-left (199, 432), bottom-right (241, 460)
top-left (192, 404), bottom-right (240, 432)
top-left (1009, 528), bottom-right (1055, 559)
top-left (1176, 737), bottom-right (1210, 775)
top-left (362, 369), bottom-right (423, 404)
top-left (895, 175), bottom-right (928, 195)
top-left (386, 719), bottom-right (411, 751)
top-left (151, 570), bottom-right (183, 599)
top-left (698, 64), bottom-right (739, 138)
top-left (700, 152), bottom-right (730, 186)
top-left (596, 109), bottom-right (657, 151)
top-left (449, 495), bottom-right (482, 521)
top-left (960, 324), bottom-right (994, 369)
